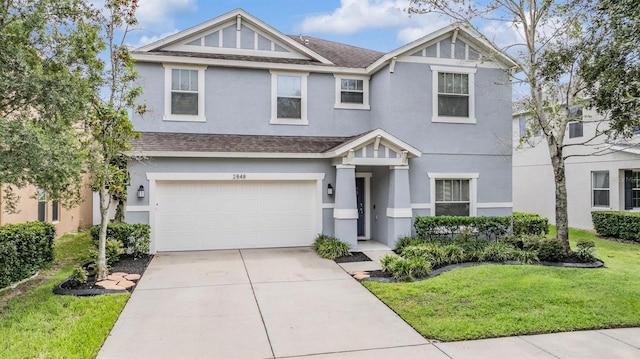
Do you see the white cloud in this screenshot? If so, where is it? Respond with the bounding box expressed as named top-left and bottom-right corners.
top-left (130, 30), bottom-right (180, 48)
top-left (136, 0), bottom-right (197, 29)
top-left (299, 0), bottom-right (411, 34)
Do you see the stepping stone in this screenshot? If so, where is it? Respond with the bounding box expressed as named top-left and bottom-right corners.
top-left (124, 274), bottom-right (141, 281)
top-left (353, 274), bottom-right (370, 280)
top-left (96, 280), bottom-right (125, 290)
top-left (349, 271), bottom-right (369, 276)
top-left (107, 274), bottom-right (125, 281)
top-left (95, 280), bottom-right (116, 288)
top-left (100, 283), bottom-right (126, 291)
top-left (110, 272), bottom-right (129, 277)
top-left (117, 280), bottom-right (136, 289)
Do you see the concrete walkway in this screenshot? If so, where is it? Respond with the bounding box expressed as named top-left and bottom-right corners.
top-left (98, 247), bottom-right (640, 359)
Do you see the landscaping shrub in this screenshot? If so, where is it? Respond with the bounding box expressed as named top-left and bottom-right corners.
top-left (575, 239), bottom-right (597, 263)
top-left (480, 242), bottom-right (516, 262)
top-left (536, 238), bottom-right (565, 262)
top-left (88, 239), bottom-right (125, 270)
top-left (512, 212), bottom-right (549, 236)
top-left (313, 234), bottom-right (351, 260)
top-left (380, 255), bottom-right (431, 281)
top-left (90, 223), bottom-right (151, 256)
top-left (71, 265), bottom-right (88, 284)
top-left (394, 235), bottom-right (426, 254)
top-left (0, 222), bottom-right (56, 288)
top-left (515, 249), bottom-right (539, 264)
top-left (592, 211), bottom-right (640, 242)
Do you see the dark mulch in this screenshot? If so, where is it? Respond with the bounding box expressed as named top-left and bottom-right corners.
top-left (57, 254), bottom-right (153, 294)
top-left (334, 252), bottom-right (372, 263)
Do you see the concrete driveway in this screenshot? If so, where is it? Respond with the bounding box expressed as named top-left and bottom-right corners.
top-left (97, 248), bottom-right (439, 359)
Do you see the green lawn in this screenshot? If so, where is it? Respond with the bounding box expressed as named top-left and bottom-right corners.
top-left (363, 227), bottom-right (640, 341)
top-left (0, 232), bottom-right (130, 359)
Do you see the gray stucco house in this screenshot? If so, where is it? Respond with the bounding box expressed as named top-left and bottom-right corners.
top-left (124, 9), bottom-right (516, 253)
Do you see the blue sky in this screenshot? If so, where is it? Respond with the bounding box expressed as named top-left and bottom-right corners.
top-left (124, 0), bottom-right (520, 53)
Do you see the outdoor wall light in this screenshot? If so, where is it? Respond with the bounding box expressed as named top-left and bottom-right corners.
top-left (137, 185), bottom-right (145, 199)
top-left (327, 184), bottom-right (334, 196)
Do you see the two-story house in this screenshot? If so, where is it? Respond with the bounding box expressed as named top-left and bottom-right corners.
top-left (513, 106), bottom-right (640, 230)
top-left (123, 9), bottom-right (516, 253)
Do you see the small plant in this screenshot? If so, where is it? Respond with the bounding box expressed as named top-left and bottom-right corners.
top-left (575, 239), bottom-right (597, 262)
top-left (380, 255), bottom-right (431, 281)
top-left (89, 239), bottom-right (125, 268)
top-left (442, 244), bottom-right (465, 264)
top-left (514, 249), bottom-right (539, 264)
top-left (313, 234), bottom-right (351, 260)
top-left (70, 265), bottom-right (88, 284)
top-left (536, 238), bottom-right (565, 262)
top-left (394, 236), bottom-right (424, 254)
top-left (480, 242), bottom-right (515, 262)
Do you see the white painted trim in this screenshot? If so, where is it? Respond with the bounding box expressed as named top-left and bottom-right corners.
top-left (322, 203), bottom-right (335, 209)
top-left (148, 179), bottom-right (157, 254)
top-left (333, 74), bottom-right (371, 110)
top-left (326, 128), bottom-right (422, 159)
top-left (428, 173), bottom-right (479, 217)
top-left (397, 56), bottom-right (504, 69)
top-left (270, 71), bottom-right (309, 125)
top-left (356, 172), bottom-right (372, 239)
top-left (335, 164), bottom-right (356, 169)
top-left (333, 208), bottom-right (359, 219)
top-left (477, 202), bottom-right (513, 208)
top-left (146, 172), bottom-right (326, 181)
top-left (125, 205), bottom-right (150, 212)
top-left (166, 44), bottom-right (312, 60)
top-left (430, 65), bottom-right (476, 125)
top-left (163, 64), bottom-right (207, 122)
top-left (127, 151), bottom-right (326, 159)
top-left (411, 203), bottom-right (432, 209)
top-left (386, 208), bottom-right (413, 218)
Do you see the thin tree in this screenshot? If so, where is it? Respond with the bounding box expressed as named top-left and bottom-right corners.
top-left (87, 0), bottom-right (144, 280)
top-left (407, 0), bottom-right (601, 252)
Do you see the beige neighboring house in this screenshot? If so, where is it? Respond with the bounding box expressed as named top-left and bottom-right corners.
top-left (513, 105), bottom-right (640, 230)
top-left (0, 183), bottom-right (93, 236)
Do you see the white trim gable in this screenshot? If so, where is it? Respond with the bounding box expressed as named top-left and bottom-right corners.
top-left (326, 129), bottom-right (422, 166)
top-left (136, 9), bottom-right (333, 65)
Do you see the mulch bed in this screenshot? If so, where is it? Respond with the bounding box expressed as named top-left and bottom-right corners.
top-left (334, 252), bottom-right (372, 263)
top-left (54, 254), bottom-right (153, 296)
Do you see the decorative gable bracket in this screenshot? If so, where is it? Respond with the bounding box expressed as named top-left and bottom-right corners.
top-left (325, 129), bottom-right (421, 167)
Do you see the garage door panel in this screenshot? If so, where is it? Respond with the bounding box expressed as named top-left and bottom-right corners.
top-left (155, 180), bottom-right (317, 251)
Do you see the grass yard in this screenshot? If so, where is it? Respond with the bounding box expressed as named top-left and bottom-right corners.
top-left (0, 232), bottom-right (130, 359)
top-left (363, 227), bottom-right (640, 341)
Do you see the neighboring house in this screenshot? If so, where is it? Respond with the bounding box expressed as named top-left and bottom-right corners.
top-left (0, 184), bottom-right (93, 235)
top-left (513, 106), bottom-right (640, 230)
top-left (122, 9), bottom-right (516, 253)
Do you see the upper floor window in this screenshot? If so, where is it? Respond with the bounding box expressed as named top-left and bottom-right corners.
top-left (568, 105), bottom-right (583, 138)
top-left (270, 71), bottom-right (308, 125)
top-left (633, 127), bottom-right (640, 136)
top-left (163, 64), bottom-right (206, 122)
top-left (592, 171), bottom-right (610, 207)
top-left (430, 65), bottom-right (476, 124)
top-left (334, 75), bottom-right (370, 110)
top-left (519, 116), bottom-right (542, 138)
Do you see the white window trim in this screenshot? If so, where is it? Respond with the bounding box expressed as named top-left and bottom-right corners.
top-left (334, 74), bottom-right (370, 110)
top-left (270, 70), bottom-right (308, 125)
top-left (430, 65), bottom-right (476, 124)
top-left (591, 170), bottom-right (610, 209)
top-left (568, 120), bottom-right (584, 139)
top-left (428, 173), bottom-right (478, 216)
top-left (163, 64), bottom-right (207, 122)
top-left (633, 170), bottom-right (640, 209)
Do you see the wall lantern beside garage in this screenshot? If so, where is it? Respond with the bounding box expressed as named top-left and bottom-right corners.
top-left (327, 184), bottom-right (334, 196)
top-left (137, 185), bottom-right (145, 199)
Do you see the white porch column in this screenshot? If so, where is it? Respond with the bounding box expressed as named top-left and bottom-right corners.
top-left (386, 165), bottom-right (412, 248)
top-left (333, 165), bottom-right (358, 249)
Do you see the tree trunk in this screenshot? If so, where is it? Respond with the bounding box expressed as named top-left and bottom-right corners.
top-left (549, 143), bottom-right (571, 254)
top-left (97, 188), bottom-right (110, 280)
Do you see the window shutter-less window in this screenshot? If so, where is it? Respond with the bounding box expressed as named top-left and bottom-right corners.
top-left (625, 170), bottom-right (633, 210)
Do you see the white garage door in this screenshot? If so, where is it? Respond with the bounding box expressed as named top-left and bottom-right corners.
top-left (154, 180), bottom-right (319, 251)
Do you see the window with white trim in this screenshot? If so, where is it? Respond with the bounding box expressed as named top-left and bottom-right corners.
top-left (270, 71), bottom-right (308, 125)
top-left (431, 65), bottom-right (476, 124)
top-left (435, 179), bottom-right (470, 216)
top-left (592, 171), bottom-right (610, 207)
top-left (334, 75), bottom-right (370, 110)
top-left (37, 189), bottom-right (46, 222)
top-left (632, 171), bottom-right (640, 208)
top-left (163, 65), bottom-right (206, 122)
top-left (568, 105), bottom-right (583, 138)
top-left (429, 173), bottom-right (478, 216)
top-left (51, 200), bottom-right (60, 222)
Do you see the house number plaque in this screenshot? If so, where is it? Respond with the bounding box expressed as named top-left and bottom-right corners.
top-left (232, 174), bottom-right (247, 180)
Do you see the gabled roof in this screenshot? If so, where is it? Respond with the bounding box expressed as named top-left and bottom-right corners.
top-left (135, 8), bottom-right (333, 65)
top-left (367, 23), bottom-right (519, 73)
top-left (325, 128), bottom-right (422, 158)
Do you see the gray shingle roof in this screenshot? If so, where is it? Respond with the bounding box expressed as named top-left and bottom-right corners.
top-left (136, 50), bottom-right (332, 67)
top-left (130, 132), bottom-right (357, 154)
top-left (287, 35), bottom-right (384, 68)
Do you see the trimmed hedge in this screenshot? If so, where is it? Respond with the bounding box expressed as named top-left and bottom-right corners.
top-left (90, 223), bottom-right (151, 256)
top-left (414, 213), bottom-right (549, 239)
top-left (592, 211), bottom-right (640, 242)
top-left (0, 222), bottom-right (56, 288)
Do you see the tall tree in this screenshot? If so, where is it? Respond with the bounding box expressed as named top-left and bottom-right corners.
top-left (0, 0), bottom-right (102, 211)
top-left (407, 0), bottom-right (599, 252)
top-left (87, 0), bottom-right (143, 280)
top-left (581, 0), bottom-right (640, 136)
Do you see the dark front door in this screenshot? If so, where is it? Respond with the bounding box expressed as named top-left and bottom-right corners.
top-left (356, 177), bottom-right (365, 237)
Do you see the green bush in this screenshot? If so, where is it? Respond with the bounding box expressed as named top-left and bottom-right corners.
top-left (90, 223), bottom-right (151, 256)
top-left (592, 211), bottom-right (640, 242)
top-left (88, 239), bottom-right (125, 269)
top-left (515, 249), bottom-right (539, 264)
top-left (71, 265), bottom-right (88, 284)
top-left (313, 234), bottom-right (351, 260)
top-left (380, 255), bottom-right (431, 281)
top-left (512, 212), bottom-right (549, 236)
top-left (0, 222), bottom-right (56, 288)
top-left (394, 235), bottom-right (426, 254)
top-left (575, 239), bottom-right (597, 262)
top-left (480, 242), bottom-right (516, 262)
top-left (536, 238), bottom-right (565, 262)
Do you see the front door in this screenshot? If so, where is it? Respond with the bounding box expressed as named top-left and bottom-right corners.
top-left (356, 177), bottom-right (365, 237)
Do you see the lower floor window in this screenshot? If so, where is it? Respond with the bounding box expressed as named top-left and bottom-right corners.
top-left (632, 171), bottom-right (640, 208)
top-left (435, 179), bottom-right (470, 216)
top-left (592, 171), bottom-right (610, 207)
top-left (52, 200), bottom-right (60, 222)
top-left (37, 189), bottom-right (46, 222)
